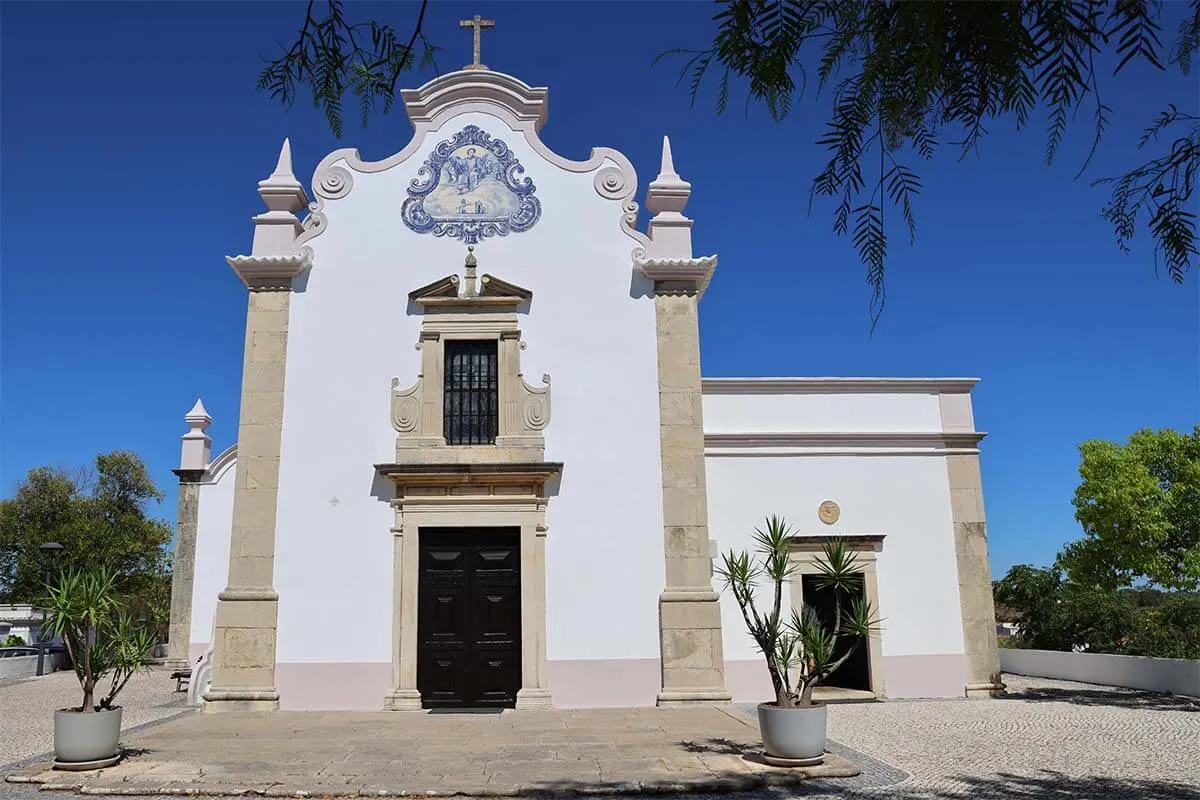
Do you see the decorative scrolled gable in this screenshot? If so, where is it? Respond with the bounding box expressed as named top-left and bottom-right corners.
top-left (389, 247), bottom-right (551, 464)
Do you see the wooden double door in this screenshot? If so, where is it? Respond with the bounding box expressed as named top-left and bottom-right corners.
top-left (417, 528), bottom-right (522, 709)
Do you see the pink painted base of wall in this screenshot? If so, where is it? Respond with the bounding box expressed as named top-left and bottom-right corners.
top-left (882, 654), bottom-right (967, 699)
top-left (276, 662), bottom-right (392, 710)
top-left (268, 654), bottom-right (969, 710)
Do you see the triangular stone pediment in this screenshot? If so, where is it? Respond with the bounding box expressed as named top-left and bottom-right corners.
top-left (479, 273), bottom-right (532, 301)
top-left (408, 274), bottom-right (460, 302)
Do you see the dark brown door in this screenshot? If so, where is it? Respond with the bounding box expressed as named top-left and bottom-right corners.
top-left (417, 528), bottom-right (522, 709)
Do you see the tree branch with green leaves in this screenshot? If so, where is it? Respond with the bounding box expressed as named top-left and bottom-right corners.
top-left (665, 0), bottom-right (1199, 328)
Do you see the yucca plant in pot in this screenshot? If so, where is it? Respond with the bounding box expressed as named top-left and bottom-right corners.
top-left (42, 568), bottom-right (159, 769)
top-left (716, 515), bottom-right (881, 767)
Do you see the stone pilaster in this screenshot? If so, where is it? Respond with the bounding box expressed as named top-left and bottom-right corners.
top-left (653, 289), bottom-right (731, 706)
top-left (948, 452), bottom-right (1004, 698)
top-left (639, 135), bottom-right (729, 706)
top-left (164, 470), bottom-right (204, 671)
top-left (939, 391), bottom-right (1003, 698)
top-left (203, 139), bottom-right (309, 713)
top-left (203, 285), bottom-right (294, 711)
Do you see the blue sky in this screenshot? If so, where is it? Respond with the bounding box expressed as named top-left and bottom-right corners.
top-left (1, 1), bottom-right (1196, 578)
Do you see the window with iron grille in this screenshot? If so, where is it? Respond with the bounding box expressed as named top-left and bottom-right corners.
top-left (443, 340), bottom-right (498, 445)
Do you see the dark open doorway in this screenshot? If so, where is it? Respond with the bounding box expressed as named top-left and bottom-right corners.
top-left (800, 573), bottom-right (871, 692)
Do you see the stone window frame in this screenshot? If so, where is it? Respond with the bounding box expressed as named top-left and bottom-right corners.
top-left (786, 534), bottom-right (887, 699)
top-left (390, 265), bottom-right (550, 466)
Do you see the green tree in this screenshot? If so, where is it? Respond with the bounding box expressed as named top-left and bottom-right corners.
top-left (1062, 426), bottom-right (1200, 591)
top-left (256, 1), bottom-right (1198, 326)
top-left (994, 564), bottom-right (1199, 658)
top-left (0, 452), bottom-right (172, 618)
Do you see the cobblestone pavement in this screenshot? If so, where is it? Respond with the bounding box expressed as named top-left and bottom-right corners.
top-left (0, 668), bottom-right (187, 768)
top-left (4, 674), bottom-right (1199, 799)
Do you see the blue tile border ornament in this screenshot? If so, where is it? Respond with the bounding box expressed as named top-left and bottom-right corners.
top-left (401, 125), bottom-right (541, 244)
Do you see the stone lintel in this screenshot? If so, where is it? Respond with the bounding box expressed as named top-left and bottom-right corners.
top-left (788, 534), bottom-right (887, 551)
top-left (376, 461), bottom-right (562, 485)
top-left (171, 468), bottom-right (207, 484)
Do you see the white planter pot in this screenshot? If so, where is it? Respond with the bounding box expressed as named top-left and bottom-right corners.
top-left (53, 706), bottom-right (122, 769)
top-left (756, 702), bottom-right (827, 766)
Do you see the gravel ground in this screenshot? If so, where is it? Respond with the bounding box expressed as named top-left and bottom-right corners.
top-left (0, 667), bottom-right (186, 769)
top-left (3, 673), bottom-right (1198, 799)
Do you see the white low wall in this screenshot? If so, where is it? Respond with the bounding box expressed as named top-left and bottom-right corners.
top-left (1001, 649), bottom-right (1200, 698)
top-left (0, 655), bottom-right (40, 682)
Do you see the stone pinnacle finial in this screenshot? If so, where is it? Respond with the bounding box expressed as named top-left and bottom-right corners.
top-left (270, 139), bottom-right (294, 180)
top-left (180, 398), bottom-right (213, 472)
top-left (252, 138), bottom-right (309, 254)
top-left (646, 135), bottom-right (692, 216)
top-left (185, 398), bottom-right (212, 425)
top-left (463, 245), bottom-right (478, 297)
top-left (659, 135), bottom-right (679, 179)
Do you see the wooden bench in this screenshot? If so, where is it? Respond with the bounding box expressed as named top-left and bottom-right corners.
top-left (170, 669), bottom-right (191, 692)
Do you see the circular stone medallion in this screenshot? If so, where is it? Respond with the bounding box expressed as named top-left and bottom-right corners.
top-left (817, 500), bottom-right (840, 526)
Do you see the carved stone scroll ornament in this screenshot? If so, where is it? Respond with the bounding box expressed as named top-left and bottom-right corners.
top-left (520, 373), bottom-right (551, 431)
top-left (390, 376), bottom-right (422, 435)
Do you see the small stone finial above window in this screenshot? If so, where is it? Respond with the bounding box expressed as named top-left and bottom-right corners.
top-left (180, 398), bottom-right (213, 472)
top-left (408, 246), bottom-right (532, 308)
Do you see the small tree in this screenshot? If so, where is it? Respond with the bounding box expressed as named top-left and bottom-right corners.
top-left (42, 568), bottom-right (158, 713)
top-left (2, 634), bottom-right (26, 647)
top-left (716, 515), bottom-right (881, 708)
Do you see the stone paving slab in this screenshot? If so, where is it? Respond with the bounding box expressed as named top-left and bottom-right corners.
top-left (4, 706), bottom-right (858, 797)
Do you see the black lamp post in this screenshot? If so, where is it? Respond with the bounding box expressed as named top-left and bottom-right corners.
top-left (35, 541), bottom-right (63, 677)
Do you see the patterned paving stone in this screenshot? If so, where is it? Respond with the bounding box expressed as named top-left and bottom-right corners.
top-left (4, 674), bottom-right (1198, 799)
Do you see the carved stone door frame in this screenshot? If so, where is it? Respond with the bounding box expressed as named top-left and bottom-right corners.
top-left (377, 464), bottom-right (560, 711)
top-left (787, 534), bottom-right (887, 699)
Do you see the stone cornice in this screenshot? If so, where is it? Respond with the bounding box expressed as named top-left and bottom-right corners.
top-left (702, 377), bottom-right (980, 395)
top-left (375, 462), bottom-right (563, 492)
top-left (636, 254), bottom-right (718, 296)
top-left (704, 431), bottom-right (986, 455)
top-left (401, 70), bottom-right (549, 133)
top-left (226, 251), bottom-right (313, 290)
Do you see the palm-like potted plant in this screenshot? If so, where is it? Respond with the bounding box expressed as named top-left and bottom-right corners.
top-left (42, 568), bottom-right (159, 769)
top-left (715, 515), bottom-right (881, 766)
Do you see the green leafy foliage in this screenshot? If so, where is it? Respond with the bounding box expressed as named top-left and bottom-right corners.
top-left (994, 564), bottom-right (1199, 659)
top-left (1064, 425), bottom-right (1200, 592)
top-left (0, 451), bottom-right (173, 633)
top-left (256, 0), bottom-right (439, 138)
top-left (43, 568), bottom-right (159, 712)
top-left (665, 0), bottom-right (1198, 327)
top-left (714, 515), bottom-right (882, 707)
top-left (2, 634), bottom-right (26, 647)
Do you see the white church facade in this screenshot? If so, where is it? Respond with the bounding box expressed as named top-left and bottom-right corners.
top-left (165, 46), bottom-right (1002, 712)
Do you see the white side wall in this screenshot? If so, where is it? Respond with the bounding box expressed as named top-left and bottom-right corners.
top-left (273, 110), bottom-right (664, 667)
top-left (1001, 649), bottom-right (1200, 698)
top-left (191, 458), bottom-right (236, 653)
top-left (704, 389), bottom-right (967, 697)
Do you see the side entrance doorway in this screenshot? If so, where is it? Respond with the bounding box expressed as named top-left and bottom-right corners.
top-left (800, 573), bottom-right (871, 692)
top-left (417, 527), bottom-right (522, 709)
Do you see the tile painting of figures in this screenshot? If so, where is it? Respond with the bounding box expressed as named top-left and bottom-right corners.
top-left (425, 146), bottom-right (516, 219)
top-left (402, 124), bottom-right (541, 244)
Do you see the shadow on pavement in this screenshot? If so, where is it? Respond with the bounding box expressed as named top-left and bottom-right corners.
top-left (1000, 685), bottom-right (1200, 712)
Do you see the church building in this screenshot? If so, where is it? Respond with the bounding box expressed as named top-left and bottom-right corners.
top-left (165, 23), bottom-right (1003, 712)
